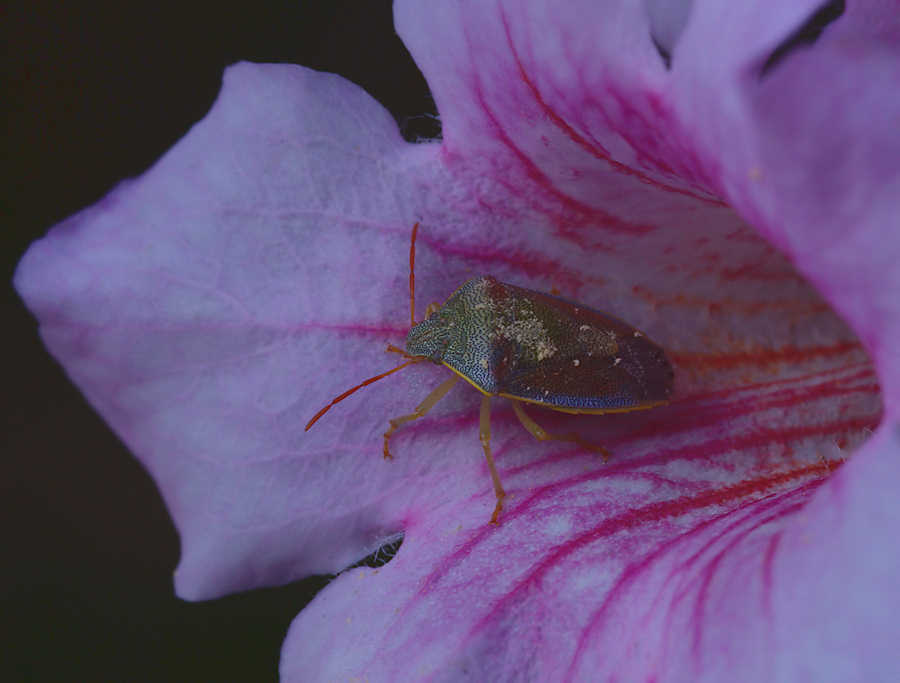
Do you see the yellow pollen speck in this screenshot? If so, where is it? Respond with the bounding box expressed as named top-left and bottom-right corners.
top-left (494, 296), bottom-right (557, 361)
top-left (480, 358), bottom-right (488, 369)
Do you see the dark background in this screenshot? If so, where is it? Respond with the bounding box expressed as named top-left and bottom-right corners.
top-left (3, 1), bottom-right (436, 680)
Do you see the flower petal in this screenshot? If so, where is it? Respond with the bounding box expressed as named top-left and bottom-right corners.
top-left (283, 423), bottom-right (899, 681)
top-left (15, 0), bottom-right (898, 680)
top-left (674, 2), bottom-right (900, 404)
top-left (15, 62), bottom-right (455, 599)
top-left (278, 1), bottom-right (897, 680)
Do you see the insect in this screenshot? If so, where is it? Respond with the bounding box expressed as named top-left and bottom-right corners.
top-left (306, 223), bottom-right (674, 524)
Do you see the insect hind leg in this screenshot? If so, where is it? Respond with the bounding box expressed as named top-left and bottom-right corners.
top-left (510, 400), bottom-right (611, 461)
top-left (383, 375), bottom-right (458, 459)
top-left (479, 396), bottom-right (506, 524)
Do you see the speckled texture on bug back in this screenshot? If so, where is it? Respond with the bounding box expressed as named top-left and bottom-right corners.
top-left (405, 276), bottom-right (674, 411)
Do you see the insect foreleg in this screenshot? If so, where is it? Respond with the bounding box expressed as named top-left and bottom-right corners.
top-left (480, 396), bottom-right (507, 524)
top-left (510, 400), bottom-right (611, 461)
top-left (383, 375), bottom-right (458, 459)
top-left (385, 343), bottom-right (418, 359)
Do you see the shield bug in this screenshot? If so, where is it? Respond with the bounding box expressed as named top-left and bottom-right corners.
top-left (306, 223), bottom-right (674, 523)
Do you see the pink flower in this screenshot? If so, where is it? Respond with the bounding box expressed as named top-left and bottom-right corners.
top-left (15, 1), bottom-right (899, 681)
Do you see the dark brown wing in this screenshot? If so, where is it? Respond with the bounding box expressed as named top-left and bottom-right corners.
top-left (490, 284), bottom-right (673, 411)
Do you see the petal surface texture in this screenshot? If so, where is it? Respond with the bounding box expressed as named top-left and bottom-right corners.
top-left (14, 1), bottom-right (899, 681)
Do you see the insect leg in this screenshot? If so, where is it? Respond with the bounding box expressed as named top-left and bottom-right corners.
top-left (480, 395), bottom-right (507, 525)
top-left (510, 400), bottom-right (611, 461)
top-left (385, 343), bottom-right (418, 359)
top-left (383, 375), bottom-right (458, 459)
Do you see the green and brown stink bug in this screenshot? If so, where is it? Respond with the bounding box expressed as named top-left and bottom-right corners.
top-left (306, 223), bottom-right (674, 523)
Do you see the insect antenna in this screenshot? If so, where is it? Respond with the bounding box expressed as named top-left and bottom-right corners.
top-left (409, 221), bottom-right (419, 326)
top-left (305, 357), bottom-right (424, 431)
top-left (306, 222), bottom-right (425, 433)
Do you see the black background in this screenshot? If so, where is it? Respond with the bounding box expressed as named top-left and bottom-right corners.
top-left (3, 1), bottom-right (435, 680)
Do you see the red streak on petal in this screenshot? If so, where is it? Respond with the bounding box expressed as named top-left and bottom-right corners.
top-left (617, 383), bottom-right (875, 455)
top-left (631, 284), bottom-right (833, 315)
top-left (498, 9), bottom-right (727, 209)
top-left (301, 322), bottom-right (409, 338)
top-left (718, 263), bottom-right (810, 285)
top-left (497, 418), bottom-right (874, 542)
top-left (467, 463), bottom-right (829, 647)
top-left (563, 484), bottom-right (814, 680)
top-left (469, 81), bottom-right (655, 238)
top-left (679, 363), bottom-right (874, 403)
top-left (416, 233), bottom-right (597, 292)
top-left (761, 530), bottom-right (784, 620)
top-left (671, 341), bottom-right (863, 371)
top-left (684, 503), bottom-right (804, 659)
top-left (407, 417), bottom-right (870, 619)
top-left (504, 375), bottom-right (876, 478)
